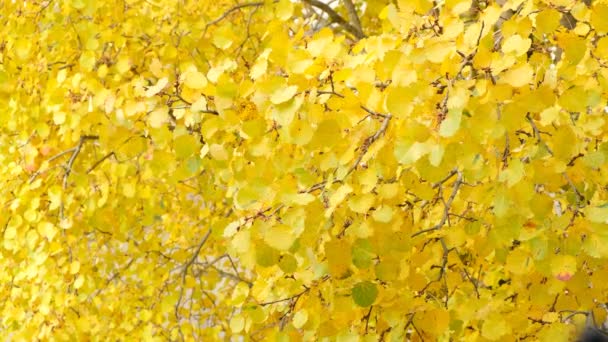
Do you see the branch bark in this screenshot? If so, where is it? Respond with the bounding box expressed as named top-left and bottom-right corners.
top-left (342, 0), bottom-right (363, 38)
top-left (302, 0), bottom-right (366, 40)
top-left (411, 169), bottom-right (463, 238)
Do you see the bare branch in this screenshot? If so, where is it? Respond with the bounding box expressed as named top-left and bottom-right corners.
top-left (259, 287), bottom-right (310, 306)
top-left (60, 135), bottom-right (99, 218)
top-left (526, 113), bottom-right (554, 156)
top-left (416, 238), bottom-right (454, 307)
top-left (563, 172), bottom-right (585, 208)
top-left (86, 151), bottom-right (115, 174)
top-left (62, 135), bottom-right (99, 189)
top-left (175, 228), bottom-right (212, 319)
top-left (203, 2), bottom-right (267, 36)
top-left (344, 113), bottom-right (392, 178)
top-left (302, 0), bottom-right (366, 40)
top-left (342, 0), bottom-right (364, 38)
top-left (412, 170), bottom-right (463, 238)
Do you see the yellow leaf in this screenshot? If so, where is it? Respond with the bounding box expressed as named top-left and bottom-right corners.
top-left (250, 51), bottom-right (269, 80)
top-left (293, 309), bottom-right (308, 329)
top-left (116, 55), bottom-right (131, 74)
top-left (559, 86), bottom-right (587, 112)
top-left (310, 119), bottom-right (342, 149)
top-left (535, 9), bottom-right (561, 34)
top-left (14, 39), bottom-right (32, 60)
top-left (275, 0), bottom-right (294, 20)
top-left (551, 255), bottom-right (577, 280)
top-left (224, 219), bottom-right (243, 238)
top-left (595, 37), bottom-right (608, 60)
top-left (69, 261), bottom-right (81, 275)
top-left (541, 312), bottom-right (559, 323)
top-left (591, 3), bottom-right (608, 33)
top-left (230, 314), bottom-right (245, 333)
top-left (285, 193), bottom-right (316, 206)
top-left (539, 106), bottom-right (560, 126)
top-left (482, 315), bottom-right (510, 340)
top-left (328, 184), bottom-right (353, 209)
top-left (37, 221), bottom-right (57, 242)
top-left (348, 193), bottom-right (375, 214)
top-left (74, 275), bottom-right (85, 289)
top-left (184, 71), bottom-right (208, 90)
top-left (500, 63), bottom-right (533, 87)
top-left (270, 85), bottom-right (298, 104)
top-left (502, 34), bottom-right (531, 56)
top-left (372, 205), bottom-right (394, 223)
top-left (148, 108), bottom-right (169, 128)
top-left (271, 95), bottom-right (302, 126)
top-left (425, 41), bottom-right (454, 63)
top-left (585, 206), bottom-right (608, 223)
top-left (53, 111), bottom-right (66, 125)
top-left (213, 26), bottom-right (235, 50)
top-left (4, 225), bottom-right (16, 240)
top-left (231, 229), bottom-right (250, 253)
top-left (447, 86), bottom-right (469, 110)
top-left (326, 240), bottom-right (351, 277)
top-left (209, 144), bottom-right (228, 160)
top-left (439, 109), bottom-right (462, 137)
top-left (26, 230), bottom-right (39, 249)
top-left (145, 77), bottom-right (169, 97)
top-left (149, 58), bottom-right (164, 78)
top-left (263, 225), bottom-right (295, 251)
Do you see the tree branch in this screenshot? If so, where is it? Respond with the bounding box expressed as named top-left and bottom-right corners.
top-left (86, 151), bottom-right (115, 174)
top-left (175, 228), bottom-right (212, 319)
top-left (302, 0), bottom-right (366, 40)
top-left (60, 135), bottom-right (99, 218)
top-left (204, 1), bottom-right (266, 35)
top-left (344, 113), bottom-right (392, 179)
top-left (342, 0), bottom-right (364, 38)
top-left (411, 170), bottom-right (463, 237)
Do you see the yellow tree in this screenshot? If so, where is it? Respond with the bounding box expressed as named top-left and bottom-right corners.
top-left (2, 0), bottom-right (608, 340)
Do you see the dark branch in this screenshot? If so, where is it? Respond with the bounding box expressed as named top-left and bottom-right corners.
top-left (302, 0), bottom-right (366, 40)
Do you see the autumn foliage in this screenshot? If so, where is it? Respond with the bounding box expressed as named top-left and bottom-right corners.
top-left (3, 0), bottom-right (608, 340)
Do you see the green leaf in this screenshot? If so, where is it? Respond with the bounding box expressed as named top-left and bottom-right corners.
top-left (352, 239), bottom-right (374, 269)
top-left (256, 243), bottom-right (280, 267)
top-left (352, 281), bottom-right (378, 307)
top-left (279, 254), bottom-right (297, 273)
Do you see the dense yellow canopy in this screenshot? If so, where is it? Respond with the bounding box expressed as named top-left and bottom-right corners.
top-left (2, 0), bottom-right (608, 340)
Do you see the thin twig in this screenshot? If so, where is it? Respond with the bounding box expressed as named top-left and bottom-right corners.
top-left (526, 113), bottom-right (554, 156)
top-left (560, 310), bottom-right (589, 323)
top-left (563, 172), bottom-right (585, 208)
top-left (363, 305), bottom-right (373, 333)
top-left (60, 135), bottom-right (99, 218)
top-left (175, 228), bottom-right (212, 319)
top-left (344, 114), bottom-right (392, 179)
top-left (259, 287), bottom-right (310, 306)
top-left (203, 2), bottom-right (268, 36)
top-left (86, 151), bottom-right (115, 174)
top-left (412, 170), bottom-right (463, 237)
